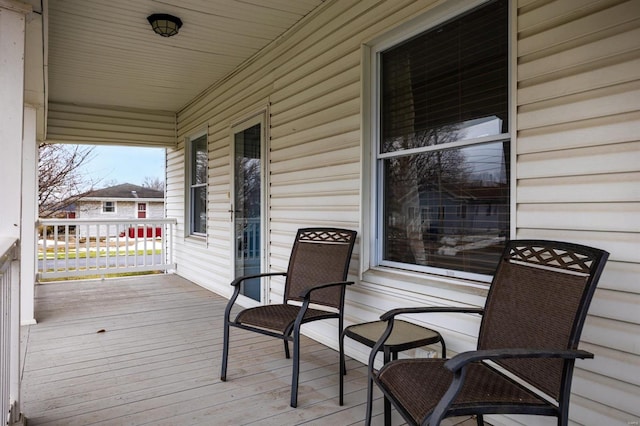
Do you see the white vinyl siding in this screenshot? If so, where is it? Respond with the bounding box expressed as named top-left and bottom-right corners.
top-left (165, 1), bottom-right (640, 424)
top-left (510, 1), bottom-right (640, 425)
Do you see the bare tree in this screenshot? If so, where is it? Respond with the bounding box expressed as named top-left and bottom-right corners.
top-left (101, 179), bottom-right (119, 188)
top-left (38, 144), bottom-right (97, 217)
top-left (141, 176), bottom-right (165, 192)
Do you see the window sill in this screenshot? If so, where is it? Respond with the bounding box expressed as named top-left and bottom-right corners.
top-left (360, 265), bottom-right (488, 307)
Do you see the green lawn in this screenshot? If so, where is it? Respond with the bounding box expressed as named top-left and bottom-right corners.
top-left (38, 248), bottom-right (162, 260)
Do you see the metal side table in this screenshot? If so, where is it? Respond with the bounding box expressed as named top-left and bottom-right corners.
top-left (340, 320), bottom-right (446, 425)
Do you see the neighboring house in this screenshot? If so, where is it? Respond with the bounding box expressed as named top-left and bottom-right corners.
top-left (2, 1), bottom-right (638, 426)
top-left (76, 183), bottom-right (164, 238)
top-left (47, 203), bottom-right (76, 219)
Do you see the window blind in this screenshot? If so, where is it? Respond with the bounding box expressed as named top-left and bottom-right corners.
top-left (381, 0), bottom-right (508, 153)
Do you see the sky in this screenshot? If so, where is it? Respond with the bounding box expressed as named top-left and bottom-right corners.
top-left (79, 145), bottom-right (166, 188)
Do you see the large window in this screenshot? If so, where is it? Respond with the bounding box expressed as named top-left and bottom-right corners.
top-left (188, 133), bottom-right (207, 236)
top-left (373, 0), bottom-right (510, 279)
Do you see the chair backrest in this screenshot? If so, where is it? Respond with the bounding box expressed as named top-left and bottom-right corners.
top-left (284, 228), bottom-right (357, 310)
top-left (478, 239), bottom-right (608, 401)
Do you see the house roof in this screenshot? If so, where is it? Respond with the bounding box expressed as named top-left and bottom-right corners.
top-left (84, 183), bottom-right (164, 200)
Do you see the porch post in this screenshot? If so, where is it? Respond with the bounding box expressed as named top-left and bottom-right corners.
top-left (0, 1), bottom-right (31, 424)
top-left (21, 106), bottom-right (37, 325)
top-left (0, 1), bottom-right (30, 235)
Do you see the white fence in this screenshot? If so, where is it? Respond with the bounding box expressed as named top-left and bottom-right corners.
top-left (1, 237), bottom-right (19, 425)
top-left (37, 218), bottom-right (177, 280)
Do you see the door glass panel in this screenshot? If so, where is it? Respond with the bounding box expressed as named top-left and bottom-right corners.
top-left (234, 123), bottom-right (262, 301)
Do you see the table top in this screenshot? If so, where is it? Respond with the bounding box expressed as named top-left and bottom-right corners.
top-left (343, 319), bottom-right (442, 352)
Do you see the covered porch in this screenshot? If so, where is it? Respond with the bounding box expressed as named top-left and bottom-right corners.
top-left (1, 0), bottom-right (638, 424)
top-left (20, 274), bottom-right (473, 426)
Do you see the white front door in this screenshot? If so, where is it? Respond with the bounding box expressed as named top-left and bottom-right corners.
top-left (232, 113), bottom-right (266, 304)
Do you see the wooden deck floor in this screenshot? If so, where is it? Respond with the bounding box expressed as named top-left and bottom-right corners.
top-left (20, 274), bottom-right (477, 426)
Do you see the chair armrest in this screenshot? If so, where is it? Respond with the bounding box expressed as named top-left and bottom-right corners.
top-left (445, 348), bottom-right (595, 372)
top-left (224, 272), bottom-right (287, 322)
top-left (291, 281), bottom-right (354, 334)
top-left (428, 348), bottom-right (595, 424)
top-left (230, 271), bottom-right (286, 286)
top-left (298, 281), bottom-right (354, 299)
top-left (380, 306), bottom-right (484, 321)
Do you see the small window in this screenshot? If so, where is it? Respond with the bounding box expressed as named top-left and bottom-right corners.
top-left (371, 0), bottom-right (510, 279)
top-left (187, 133), bottom-right (207, 236)
top-left (102, 201), bottom-right (115, 213)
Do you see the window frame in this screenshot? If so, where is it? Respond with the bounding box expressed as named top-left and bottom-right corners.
top-left (185, 130), bottom-right (208, 238)
top-left (102, 201), bottom-right (116, 214)
top-left (364, 0), bottom-right (514, 283)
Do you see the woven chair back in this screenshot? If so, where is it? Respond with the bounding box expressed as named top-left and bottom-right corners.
top-left (478, 240), bottom-right (608, 401)
top-left (284, 228), bottom-right (357, 309)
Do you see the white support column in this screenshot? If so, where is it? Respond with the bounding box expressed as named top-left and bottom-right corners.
top-left (0, 1), bottom-right (32, 424)
top-left (21, 106), bottom-right (37, 325)
top-left (0, 0), bottom-right (29, 236)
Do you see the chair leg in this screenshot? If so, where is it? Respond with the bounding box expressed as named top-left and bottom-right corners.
top-left (476, 414), bottom-right (484, 426)
top-left (290, 325), bottom-right (301, 408)
top-left (557, 409), bottom-right (569, 426)
top-left (220, 320), bottom-right (230, 381)
top-left (284, 339), bottom-right (290, 359)
top-left (365, 375), bottom-right (374, 426)
top-left (339, 329), bottom-right (346, 405)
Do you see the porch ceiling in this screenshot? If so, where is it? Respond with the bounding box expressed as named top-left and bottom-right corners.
top-left (46, 0), bottom-right (324, 114)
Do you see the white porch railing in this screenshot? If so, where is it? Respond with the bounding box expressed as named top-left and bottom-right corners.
top-left (37, 218), bottom-right (177, 280)
top-left (236, 218), bottom-right (260, 261)
top-left (1, 237), bottom-right (19, 426)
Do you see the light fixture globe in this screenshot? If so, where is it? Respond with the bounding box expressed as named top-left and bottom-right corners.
top-left (147, 13), bottom-right (182, 37)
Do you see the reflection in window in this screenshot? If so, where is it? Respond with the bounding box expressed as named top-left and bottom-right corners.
top-left (376, 0), bottom-right (510, 277)
top-left (189, 134), bottom-right (207, 235)
top-left (383, 142), bottom-right (510, 275)
top-left (234, 123), bottom-right (262, 301)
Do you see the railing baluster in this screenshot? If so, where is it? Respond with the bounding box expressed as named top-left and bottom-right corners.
top-left (115, 224), bottom-right (120, 271)
top-left (53, 225), bottom-right (59, 274)
top-left (1, 238), bottom-right (19, 425)
top-left (124, 223), bottom-right (130, 268)
top-left (75, 223), bottom-right (81, 274)
top-left (85, 223), bottom-right (90, 273)
top-left (40, 228), bottom-right (47, 277)
top-left (64, 224), bottom-right (70, 275)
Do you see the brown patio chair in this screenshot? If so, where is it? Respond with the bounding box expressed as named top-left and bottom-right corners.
top-left (365, 239), bottom-right (609, 426)
top-left (221, 227), bottom-right (357, 408)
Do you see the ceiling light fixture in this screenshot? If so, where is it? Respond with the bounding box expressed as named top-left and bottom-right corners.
top-left (147, 13), bottom-right (183, 37)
